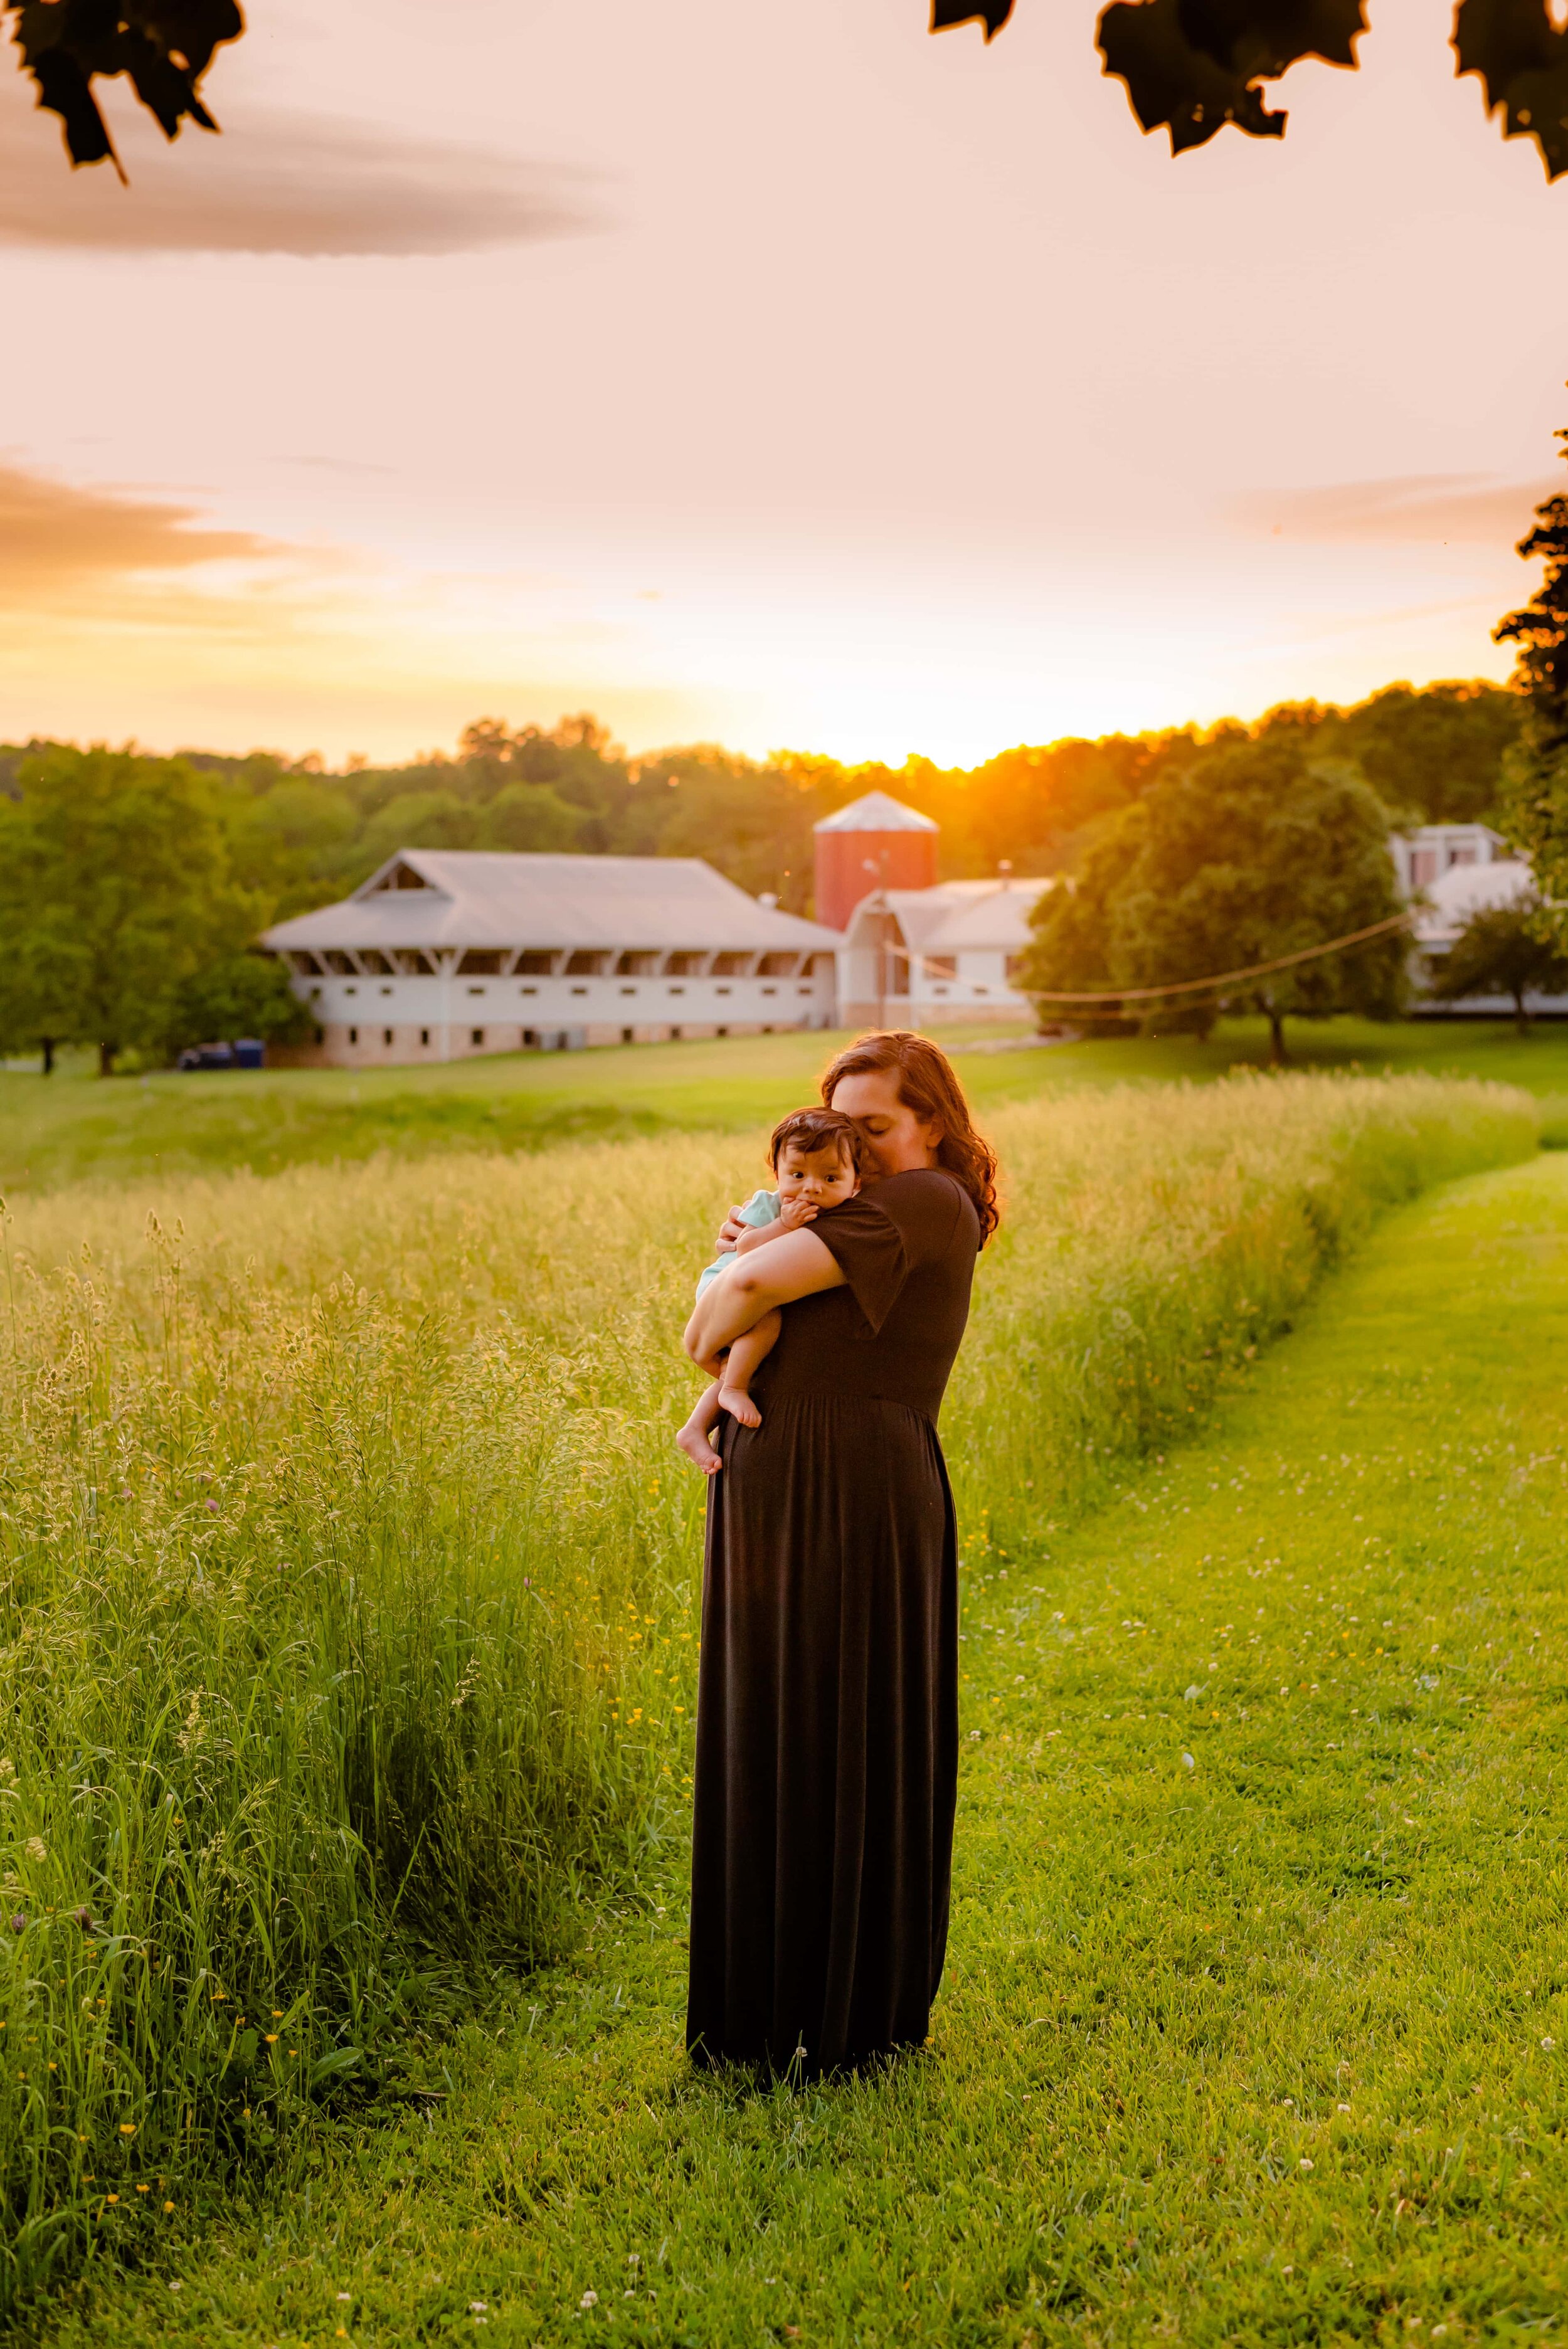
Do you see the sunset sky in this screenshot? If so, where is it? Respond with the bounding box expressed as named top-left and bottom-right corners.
top-left (2, 0), bottom-right (1565, 766)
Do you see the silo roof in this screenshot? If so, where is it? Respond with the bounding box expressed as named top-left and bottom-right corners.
top-left (813, 792), bottom-right (939, 835)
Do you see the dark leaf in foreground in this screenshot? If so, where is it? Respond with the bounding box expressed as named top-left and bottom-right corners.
top-left (1454, 0), bottom-right (1568, 179)
top-left (931, 0), bottom-right (1016, 33)
top-left (9, 0), bottom-right (242, 171)
top-left (1096, 0), bottom-right (1363, 154)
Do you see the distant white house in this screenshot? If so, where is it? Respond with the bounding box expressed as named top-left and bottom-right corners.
top-left (1394, 824), bottom-right (1568, 1017)
top-left (1389, 822), bottom-right (1510, 894)
top-left (262, 849), bottom-right (841, 1066)
top-left (836, 878), bottom-right (1052, 1029)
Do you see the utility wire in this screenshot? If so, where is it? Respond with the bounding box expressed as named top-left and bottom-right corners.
top-left (1022, 909), bottom-right (1412, 1006)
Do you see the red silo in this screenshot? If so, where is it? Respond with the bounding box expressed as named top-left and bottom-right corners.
top-left (813, 792), bottom-right (940, 931)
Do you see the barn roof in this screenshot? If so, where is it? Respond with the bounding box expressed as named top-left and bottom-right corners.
top-left (844, 878), bottom-right (1052, 953)
top-left (1412, 857), bottom-right (1533, 945)
top-left (262, 849), bottom-right (843, 955)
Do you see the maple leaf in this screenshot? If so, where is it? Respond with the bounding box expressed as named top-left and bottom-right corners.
top-left (1096, 0), bottom-right (1364, 154)
top-left (9, 0), bottom-right (243, 176)
top-left (1454, 0), bottom-right (1568, 179)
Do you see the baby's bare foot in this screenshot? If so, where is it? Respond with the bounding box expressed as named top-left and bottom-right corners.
top-left (718, 1384), bottom-right (761, 1429)
top-left (675, 1422), bottom-right (723, 1475)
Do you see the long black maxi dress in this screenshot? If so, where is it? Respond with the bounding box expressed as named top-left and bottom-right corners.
top-left (687, 1167), bottom-right (981, 2074)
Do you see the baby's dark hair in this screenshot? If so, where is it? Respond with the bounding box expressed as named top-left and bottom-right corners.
top-left (768, 1106), bottom-right (865, 1176)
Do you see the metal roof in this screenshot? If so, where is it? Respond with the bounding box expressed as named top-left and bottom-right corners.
top-left (1412, 857), bottom-right (1533, 945)
top-left (262, 849), bottom-right (843, 955)
top-left (813, 792), bottom-right (940, 835)
top-left (844, 878), bottom-right (1052, 954)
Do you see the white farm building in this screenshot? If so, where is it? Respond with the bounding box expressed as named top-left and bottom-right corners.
top-left (262, 850), bottom-right (841, 1066)
top-left (837, 878), bottom-right (1053, 1029)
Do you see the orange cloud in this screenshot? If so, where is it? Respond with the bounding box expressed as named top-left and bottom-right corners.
top-left (0, 462), bottom-right (285, 600)
top-left (1232, 474), bottom-right (1557, 546)
top-left (0, 97), bottom-right (605, 257)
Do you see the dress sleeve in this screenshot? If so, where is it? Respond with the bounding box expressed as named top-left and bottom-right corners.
top-left (810, 1174), bottom-right (963, 1336)
top-left (809, 1196), bottom-right (910, 1335)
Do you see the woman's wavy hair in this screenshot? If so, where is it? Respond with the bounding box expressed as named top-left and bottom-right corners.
top-left (819, 1030), bottom-right (1000, 1244)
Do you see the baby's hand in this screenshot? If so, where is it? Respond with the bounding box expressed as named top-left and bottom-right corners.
top-left (778, 1196), bottom-right (818, 1230)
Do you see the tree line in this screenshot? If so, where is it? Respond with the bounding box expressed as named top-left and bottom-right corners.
top-left (0, 680), bottom-right (1527, 1073)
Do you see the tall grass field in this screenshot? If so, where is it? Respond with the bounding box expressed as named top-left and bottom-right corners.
top-left (0, 1073), bottom-right (1538, 2313)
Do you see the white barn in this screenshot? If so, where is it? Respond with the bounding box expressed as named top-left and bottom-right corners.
top-left (836, 878), bottom-right (1053, 1029)
top-left (262, 849), bottom-right (841, 1066)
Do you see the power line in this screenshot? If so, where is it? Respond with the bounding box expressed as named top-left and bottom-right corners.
top-left (1022, 911), bottom-right (1412, 1006)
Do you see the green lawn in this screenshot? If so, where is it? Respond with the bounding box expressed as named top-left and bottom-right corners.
top-left (43, 1149), bottom-right (1568, 2345)
top-left (4, 1017), bottom-right (1567, 1193)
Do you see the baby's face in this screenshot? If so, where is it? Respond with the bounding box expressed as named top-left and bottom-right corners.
top-left (776, 1142), bottom-right (859, 1209)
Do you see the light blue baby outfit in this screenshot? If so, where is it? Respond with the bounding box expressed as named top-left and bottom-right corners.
top-left (696, 1187), bottom-right (780, 1296)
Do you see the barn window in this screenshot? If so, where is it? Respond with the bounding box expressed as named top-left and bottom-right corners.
top-left (615, 951), bottom-right (658, 977)
top-left (360, 950), bottom-right (393, 975)
top-left (926, 955), bottom-right (956, 979)
top-left (757, 952), bottom-right (798, 977)
top-left (565, 950), bottom-right (608, 975)
top-left (458, 949), bottom-right (504, 975)
top-left (368, 860), bottom-right (430, 892)
top-left (347, 1027), bottom-right (359, 1044)
top-left (290, 952), bottom-right (324, 977)
top-left (516, 950), bottom-right (556, 974)
top-left (419, 1028), bottom-right (430, 1046)
top-left (324, 950), bottom-right (356, 975)
top-left (471, 1027), bottom-right (485, 1046)
top-left (393, 950), bottom-right (435, 975)
top-left (383, 1027), bottom-right (393, 1045)
top-left (710, 952), bottom-right (753, 977)
top-left (664, 951), bottom-right (705, 976)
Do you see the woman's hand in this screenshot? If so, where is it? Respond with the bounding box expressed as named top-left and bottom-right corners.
top-left (684, 1228), bottom-right (845, 1364)
top-left (714, 1203), bottom-right (750, 1254)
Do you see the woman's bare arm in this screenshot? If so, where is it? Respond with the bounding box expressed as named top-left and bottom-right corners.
top-left (684, 1228), bottom-right (845, 1362)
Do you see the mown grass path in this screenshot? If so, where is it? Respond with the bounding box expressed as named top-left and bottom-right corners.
top-left (46, 1154), bottom-right (1568, 2348)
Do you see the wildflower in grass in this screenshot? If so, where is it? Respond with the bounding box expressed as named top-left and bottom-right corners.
top-left (164, 2200), bottom-right (174, 2212)
top-left (73, 1906), bottom-right (92, 1931)
top-left (1542, 2036), bottom-right (1555, 2049)
top-left (24, 1837), bottom-right (45, 1862)
top-left (119, 2123), bottom-right (135, 2136)
top-left (581, 2291), bottom-right (598, 2307)
top-left (0, 1761), bottom-right (13, 1781)
top-left (1300, 2157), bottom-right (1313, 2170)
top-left (470, 2303), bottom-right (488, 2315)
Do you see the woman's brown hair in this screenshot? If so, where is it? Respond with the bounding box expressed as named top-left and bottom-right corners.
top-left (818, 1029), bottom-right (1000, 1244)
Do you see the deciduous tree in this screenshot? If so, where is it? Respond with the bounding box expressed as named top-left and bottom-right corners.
top-left (1017, 737), bottom-right (1406, 1060)
top-left (1498, 419), bottom-right (1568, 931)
top-left (1424, 896), bottom-right (1568, 1031)
top-left (0, 746), bottom-right (263, 1073)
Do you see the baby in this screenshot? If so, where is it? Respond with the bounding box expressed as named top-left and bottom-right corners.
top-left (675, 1106), bottom-right (864, 1473)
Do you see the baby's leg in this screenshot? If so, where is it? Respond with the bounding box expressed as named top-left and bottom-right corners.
top-left (675, 1379), bottom-right (726, 1475)
top-left (717, 1309), bottom-right (781, 1429)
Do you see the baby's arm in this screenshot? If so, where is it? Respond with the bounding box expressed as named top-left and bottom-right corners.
top-left (731, 1197), bottom-right (820, 1254)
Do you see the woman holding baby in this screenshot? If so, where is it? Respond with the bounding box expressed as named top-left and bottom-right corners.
top-left (682, 1029), bottom-right (998, 2076)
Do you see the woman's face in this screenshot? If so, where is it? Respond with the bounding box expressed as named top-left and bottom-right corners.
top-left (828, 1069), bottom-right (943, 1180)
